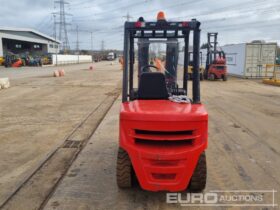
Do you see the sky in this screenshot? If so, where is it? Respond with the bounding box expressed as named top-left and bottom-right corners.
top-left (0, 0), bottom-right (279, 50)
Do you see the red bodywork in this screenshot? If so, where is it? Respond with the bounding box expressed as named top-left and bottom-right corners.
top-left (120, 100), bottom-right (208, 192)
top-left (208, 57), bottom-right (227, 79)
top-left (11, 59), bottom-right (23, 68)
top-left (208, 64), bottom-right (227, 79)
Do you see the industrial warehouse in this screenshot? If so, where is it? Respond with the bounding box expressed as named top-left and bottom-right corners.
top-left (0, 0), bottom-right (279, 210)
top-left (0, 27), bottom-right (59, 67)
top-left (0, 27), bottom-right (92, 67)
top-left (0, 27), bottom-right (60, 56)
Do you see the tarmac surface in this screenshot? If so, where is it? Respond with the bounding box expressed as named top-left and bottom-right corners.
top-left (0, 63), bottom-right (279, 210)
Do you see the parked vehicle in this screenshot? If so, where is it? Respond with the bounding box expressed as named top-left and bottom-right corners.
top-left (107, 52), bottom-right (115, 61)
top-left (0, 57), bottom-right (4, 66)
top-left (41, 55), bottom-right (52, 65)
top-left (204, 33), bottom-right (227, 81)
top-left (4, 54), bottom-right (23, 68)
top-left (94, 55), bottom-right (102, 62)
top-left (23, 55), bottom-right (41, 66)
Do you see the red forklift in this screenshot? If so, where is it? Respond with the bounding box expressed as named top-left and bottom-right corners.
top-left (204, 33), bottom-right (227, 81)
top-left (116, 12), bottom-right (208, 192)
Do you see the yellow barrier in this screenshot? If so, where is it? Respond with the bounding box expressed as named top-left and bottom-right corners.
top-left (263, 64), bottom-right (280, 86)
top-left (264, 64), bottom-right (280, 78)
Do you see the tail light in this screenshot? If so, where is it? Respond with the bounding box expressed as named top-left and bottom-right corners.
top-left (135, 17), bottom-right (145, 28)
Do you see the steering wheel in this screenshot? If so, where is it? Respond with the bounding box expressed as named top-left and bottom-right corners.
top-left (141, 65), bottom-right (159, 73)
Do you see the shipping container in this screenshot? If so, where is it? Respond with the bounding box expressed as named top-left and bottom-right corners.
top-left (221, 43), bottom-right (277, 78)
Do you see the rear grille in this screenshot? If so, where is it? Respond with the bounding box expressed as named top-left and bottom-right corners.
top-left (135, 138), bottom-right (194, 146)
top-left (133, 129), bottom-right (196, 143)
top-left (135, 129), bottom-right (193, 136)
top-left (152, 173), bottom-right (176, 180)
top-left (150, 160), bottom-right (179, 166)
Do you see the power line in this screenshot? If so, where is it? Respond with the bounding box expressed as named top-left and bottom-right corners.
top-left (53, 14), bottom-right (57, 40)
top-left (67, 0), bottom-right (279, 49)
top-left (71, 0), bottom-right (119, 9)
top-left (74, 1), bottom-right (144, 20)
top-left (123, 12), bottom-right (133, 21)
top-left (75, 25), bottom-right (80, 52)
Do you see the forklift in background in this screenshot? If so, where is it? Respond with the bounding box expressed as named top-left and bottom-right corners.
top-left (4, 54), bottom-right (23, 68)
top-left (204, 33), bottom-right (227, 81)
top-left (0, 57), bottom-right (4, 66)
top-left (188, 51), bottom-right (204, 80)
top-left (117, 12), bottom-right (208, 192)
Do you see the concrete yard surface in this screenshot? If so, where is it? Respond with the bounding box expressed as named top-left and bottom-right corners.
top-left (42, 78), bottom-right (280, 210)
top-left (0, 61), bottom-right (122, 209)
top-left (0, 64), bottom-right (96, 80)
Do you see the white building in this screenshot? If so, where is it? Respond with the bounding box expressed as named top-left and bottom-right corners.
top-left (0, 27), bottom-right (60, 57)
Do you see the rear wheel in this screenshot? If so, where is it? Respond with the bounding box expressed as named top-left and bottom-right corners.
top-left (200, 73), bottom-right (204, 81)
top-left (116, 147), bottom-right (132, 188)
top-left (188, 152), bottom-right (207, 192)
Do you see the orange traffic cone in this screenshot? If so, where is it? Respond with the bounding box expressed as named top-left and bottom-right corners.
top-left (53, 70), bottom-right (59, 77)
top-left (59, 69), bottom-right (65, 77)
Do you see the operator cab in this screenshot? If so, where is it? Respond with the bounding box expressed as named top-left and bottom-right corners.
top-left (137, 37), bottom-right (181, 99)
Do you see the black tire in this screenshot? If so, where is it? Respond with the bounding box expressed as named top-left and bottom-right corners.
top-left (204, 72), bottom-right (208, 80)
top-left (116, 147), bottom-right (132, 188)
top-left (188, 152), bottom-right (207, 192)
top-left (223, 75), bottom-right (228, 81)
top-left (189, 73), bottom-right (193, 80)
top-left (209, 73), bottom-right (215, 81)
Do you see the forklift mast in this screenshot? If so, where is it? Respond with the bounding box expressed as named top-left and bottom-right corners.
top-left (122, 17), bottom-right (201, 104)
top-left (206, 32), bottom-right (218, 68)
top-left (206, 32), bottom-right (226, 70)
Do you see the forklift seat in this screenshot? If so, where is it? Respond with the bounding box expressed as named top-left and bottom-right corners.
top-left (138, 72), bottom-right (169, 100)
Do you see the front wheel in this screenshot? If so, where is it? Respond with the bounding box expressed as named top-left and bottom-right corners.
top-left (223, 75), bottom-right (228, 81)
top-left (209, 74), bottom-right (215, 81)
top-left (116, 147), bottom-right (132, 188)
top-left (188, 152), bottom-right (207, 192)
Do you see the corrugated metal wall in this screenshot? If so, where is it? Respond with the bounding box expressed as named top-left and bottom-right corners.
top-left (245, 44), bottom-right (277, 78)
top-left (222, 43), bottom-right (277, 78)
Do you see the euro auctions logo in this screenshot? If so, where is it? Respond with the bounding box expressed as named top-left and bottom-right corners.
top-left (166, 190), bottom-right (278, 207)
